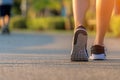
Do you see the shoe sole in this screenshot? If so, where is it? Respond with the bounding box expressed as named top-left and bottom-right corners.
top-left (71, 29), bottom-right (88, 61)
top-left (89, 54), bottom-right (106, 60)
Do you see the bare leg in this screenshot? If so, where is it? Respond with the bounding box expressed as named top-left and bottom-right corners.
top-left (71, 0), bottom-right (89, 61)
top-left (1, 15), bottom-right (10, 34)
top-left (4, 15), bottom-right (10, 26)
top-left (0, 17), bottom-right (4, 27)
top-left (72, 0), bottom-right (90, 28)
top-left (0, 15), bottom-right (9, 27)
top-left (94, 0), bottom-right (114, 45)
top-left (114, 0), bottom-right (120, 15)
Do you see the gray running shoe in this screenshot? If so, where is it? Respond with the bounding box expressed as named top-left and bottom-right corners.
top-left (71, 26), bottom-right (88, 61)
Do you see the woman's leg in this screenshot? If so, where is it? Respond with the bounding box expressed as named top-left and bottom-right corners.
top-left (71, 0), bottom-right (90, 61)
top-left (114, 0), bottom-right (120, 15)
top-left (72, 0), bottom-right (90, 28)
top-left (94, 0), bottom-right (114, 45)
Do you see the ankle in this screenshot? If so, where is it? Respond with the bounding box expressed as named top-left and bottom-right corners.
top-left (93, 41), bottom-right (104, 46)
top-left (75, 25), bottom-right (86, 30)
top-left (93, 44), bottom-right (104, 47)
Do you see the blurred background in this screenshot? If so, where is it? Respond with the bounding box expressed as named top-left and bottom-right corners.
top-left (0, 0), bottom-right (120, 37)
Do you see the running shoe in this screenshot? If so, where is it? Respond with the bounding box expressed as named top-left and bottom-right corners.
top-left (1, 26), bottom-right (10, 34)
top-left (90, 45), bottom-right (106, 60)
top-left (71, 26), bottom-right (88, 61)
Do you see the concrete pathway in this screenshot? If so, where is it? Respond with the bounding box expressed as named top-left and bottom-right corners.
top-left (0, 32), bottom-right (119, 80)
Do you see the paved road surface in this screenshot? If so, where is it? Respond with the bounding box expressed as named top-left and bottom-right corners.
top-left (0, 32), bottom-right (119, 80)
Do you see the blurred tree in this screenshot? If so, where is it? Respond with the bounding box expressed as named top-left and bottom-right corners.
top-left (12, 0), bottom-right (21, 15)
top-left (61, 0), bottom-right (73, 30)
top-left (20, 0), bottom-right (28, 17)
top-left (31, 0), bottom-right (61, 17)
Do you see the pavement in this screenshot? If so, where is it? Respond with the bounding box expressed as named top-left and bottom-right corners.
top-left (0, 32), bottom-right (119, 80)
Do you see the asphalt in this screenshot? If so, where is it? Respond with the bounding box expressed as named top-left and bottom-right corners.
top-left (0, 32), bottom-right (119, 80)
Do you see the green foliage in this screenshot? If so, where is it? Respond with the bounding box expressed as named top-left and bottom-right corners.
top-left (12, 0), bottom-right (21, 15)
top-left (32, 0), bottom-right (61, 12)
top-left (10, 16), bottom-right (27, 29)
top-left (10, 16), bottom-right (65, 30)
top-left (27, 17), bottom-right (65, 30)
top-left (85, 10), bottom-right (96, 31)
top-left (86, 10), bottom-right (96, 20)
top-left (110, 16), bottom-right (120, 37)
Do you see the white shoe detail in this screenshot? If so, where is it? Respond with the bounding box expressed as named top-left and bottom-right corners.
top-left (89, 54), bottom-right (106, 60)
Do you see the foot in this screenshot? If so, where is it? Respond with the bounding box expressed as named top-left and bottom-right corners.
top-left (90, 45), bottom-right (106, 60)
top-left (1, 27), bottom-right (10, 35)
top-left (71, 26), bottom-right (88, 61)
